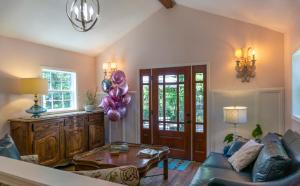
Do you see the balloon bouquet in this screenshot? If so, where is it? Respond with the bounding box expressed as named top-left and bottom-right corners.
top-left (99, 70), bottom-right (131, 122)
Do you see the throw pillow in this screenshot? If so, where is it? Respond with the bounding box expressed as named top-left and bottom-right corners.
top-left (223, 145), bottom-right (230, 155)
top-left (252, 139), bottom-right (291, 182)
top-left (228, 140), bottom-right (263, 172)
top-left (226, 141), bottom-right (245, 157)
top-left (0, 134), bottom-right (21, 160)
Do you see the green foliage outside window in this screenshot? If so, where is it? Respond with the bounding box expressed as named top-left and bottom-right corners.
top-left (42, 69), bottom-right (76, 111)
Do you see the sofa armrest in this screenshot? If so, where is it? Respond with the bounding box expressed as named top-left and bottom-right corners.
top-left (20, 155), bottom-right (39, 164)
top-left (73, 166), bottom-right (139, 186)
top-left (209, 176), bottom-right (300, 186)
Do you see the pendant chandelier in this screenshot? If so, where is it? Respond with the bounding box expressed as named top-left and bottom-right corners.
top-left (66, 0), bottom-right (100, 32)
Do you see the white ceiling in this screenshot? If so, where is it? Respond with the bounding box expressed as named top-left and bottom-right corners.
top-left (0, 0), bottom-right (161, 56)
top-left (0, 0), bottom-right (298, 56)
top-left (176, 0), bottom-right (299, 33)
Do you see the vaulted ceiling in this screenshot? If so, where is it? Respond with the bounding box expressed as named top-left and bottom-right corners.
top-left (0, 0), bottom-right (298, 56)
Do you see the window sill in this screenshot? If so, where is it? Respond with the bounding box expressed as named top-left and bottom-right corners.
top-left (44, 109), bottom-right (79, 116)
top-left (292, 114), bottom-right (300, 124)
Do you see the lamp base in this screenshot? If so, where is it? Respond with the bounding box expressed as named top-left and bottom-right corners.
top-left (26, 105), bottom-right (47, 118)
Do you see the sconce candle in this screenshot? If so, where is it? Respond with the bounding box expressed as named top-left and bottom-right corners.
top-left (102, 62), bottom-right (118, 80)
top-left (235, 47), bottom-right (256, 82)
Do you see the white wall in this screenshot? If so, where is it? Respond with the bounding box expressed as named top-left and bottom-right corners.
top-left (0, 36), bottom-right (96, 137)
top-left (210, 88), bottom-right (284, 152)
top-left (96, 5), bottom-right (285, 150)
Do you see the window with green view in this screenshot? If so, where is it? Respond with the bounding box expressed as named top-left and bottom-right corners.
top-left (42, 69), bottom-right (77, 112)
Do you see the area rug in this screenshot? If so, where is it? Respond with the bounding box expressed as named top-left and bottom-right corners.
top-left (157, 158), bottom-right (191, 171)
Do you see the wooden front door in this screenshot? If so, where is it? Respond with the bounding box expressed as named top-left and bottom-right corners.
top-left (152, 67), bottom-right (191, 160)
top-left (140, 65), bottom-right (207, 161)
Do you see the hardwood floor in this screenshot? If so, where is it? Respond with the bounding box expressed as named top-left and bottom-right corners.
top-left (141, 161), bottom-right (201, 186)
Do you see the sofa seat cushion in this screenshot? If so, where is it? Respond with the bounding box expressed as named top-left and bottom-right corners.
top-left (203, 152), bottom-right (233, 170)
top-left (189, 166), bottom-right (251, 186)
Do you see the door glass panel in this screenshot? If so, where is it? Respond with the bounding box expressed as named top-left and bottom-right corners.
top-left (159, 123), bottom-right (164, 130)
top-left (143, 85), bottom-right (150, 120)
top-left (158, 85), bottom-right (164, 121)
top-left (143, 76), bottom-right (150, 84)
top-left (196, 83), bottom-right (204, 123)
top-left (158, 75), bottom-right (164, 83)
top-left (165, 75), bottom-right (177, 83)
top-left (179, 84), bottom-right (185, 123)
top-left (196, 124), bottom-right (204, 133)
top-left (179, 124), bottom-right (184, 132)
top-left (179, 74), bottom-right (184, 82)
top-left (196, 82), bottom-right (204, 132)
top-left (143, 121), bottom-right (150, 129)
top-left (196, 73), bottom-right (204, 81)
top-left (165, 123), bottom-right (177, 131)
top-left (165, 84), bottom-right (177, 122)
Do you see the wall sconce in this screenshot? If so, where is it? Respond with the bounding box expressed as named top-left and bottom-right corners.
top-left (235, 47), bottom-right (256, 82)
top-left (103, 62), bottom-right (118, 79)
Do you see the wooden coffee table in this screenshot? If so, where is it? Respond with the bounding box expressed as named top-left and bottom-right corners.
top-left (73, 144), bottom-right (170, 179)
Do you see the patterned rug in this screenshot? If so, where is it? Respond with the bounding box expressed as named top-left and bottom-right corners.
top-left (157, 158), bottom-right (191, 171)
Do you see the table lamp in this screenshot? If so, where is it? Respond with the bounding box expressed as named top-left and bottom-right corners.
top-left (20, 78), bottom-right (48, 118)
top-left (223, 106), bottom-right (248, 138)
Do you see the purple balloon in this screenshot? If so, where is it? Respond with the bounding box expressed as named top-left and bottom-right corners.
top-left (107, 109), bottom-right (121, 122)
top-left (119, 82), bottom-right (129, 96)
top-left (112, 70), bottom-right (126, 85)
top-left (122, 94), bottom-right (132, 105)
top-left (102, 104), bottom-right (110, 114)
top-left (109, 87), bottom-right (122, 101)
top-left (103, 96), bottom-right (116, 109)
top-left (118, 106), bottom-right (127, 118)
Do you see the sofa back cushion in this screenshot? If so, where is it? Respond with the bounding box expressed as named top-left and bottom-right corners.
top-left (252, 133), bottom-right (291, 182)
top-left (282, 130), bottom-right (300, 168)
top-left (0, 134), bottom-right (21, 160)
top-left (261, 133), bottom-right (281, 144)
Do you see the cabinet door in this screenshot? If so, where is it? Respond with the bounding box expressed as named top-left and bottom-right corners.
top-left (64, 116), bottom-right (86, 158)
top-left (88, 125), bottom-right (104, 149)
top-left (88, 113), bottom-right (104, 149)
top-left (33, 121), bottom-right (62, 166)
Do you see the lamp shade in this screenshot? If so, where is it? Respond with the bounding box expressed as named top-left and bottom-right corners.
top-left (19, 78), bottom-right (48, 95)
top-left (223, 106), bottom-right (248, 124)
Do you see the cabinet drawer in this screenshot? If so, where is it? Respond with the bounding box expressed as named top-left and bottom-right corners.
top-left (33, 121), bottom-right (60, 133)
top-left (64, 117), bottom-right (84, 127)
top-left (88, 113), bottom-right (104, 123)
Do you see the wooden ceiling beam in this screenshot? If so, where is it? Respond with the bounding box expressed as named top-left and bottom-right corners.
top-left (159, 0), bottom-right (175, 9)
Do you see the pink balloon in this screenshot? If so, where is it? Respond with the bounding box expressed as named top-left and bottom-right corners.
top-left (119, 82), bottom-right (129, 96)
top-left (107, 109), bottom-right (121, 122)
top-left (109, 87), bottom-right (122, 101)
top-left (112, 70), bottom-right (126, 85)
top-left (118, 106), bottom-right (127, 118)
top-left (122, 94), bottom-right (132, 105)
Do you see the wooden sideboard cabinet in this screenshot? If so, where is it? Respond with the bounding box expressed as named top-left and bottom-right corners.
top-left (9, 111), bottom-right (104, 167)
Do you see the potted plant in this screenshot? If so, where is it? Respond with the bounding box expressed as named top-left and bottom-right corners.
top-left (252, 124), bottom-right (263, 140)
top-left (84, 90), bottom-right (97, 112)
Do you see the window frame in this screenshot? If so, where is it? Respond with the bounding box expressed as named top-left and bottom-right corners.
top-left (41, 68), bottom-right (78, 113)
top-left (292, 50), bottom-right (300, 122)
